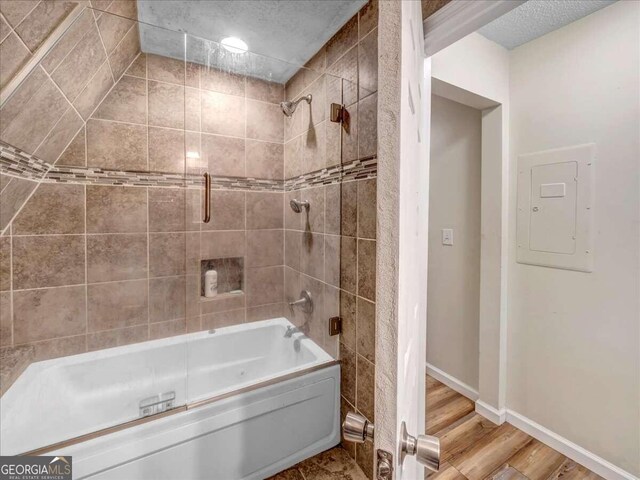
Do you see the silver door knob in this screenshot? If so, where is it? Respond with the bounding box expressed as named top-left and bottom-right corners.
top-left (342, 412), bottom-right (374, 443)
top-left (400, 421), bottom-right (440, 472)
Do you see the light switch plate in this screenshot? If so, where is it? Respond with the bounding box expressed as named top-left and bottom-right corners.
top-left (442, 228), bottom-right (453, 246)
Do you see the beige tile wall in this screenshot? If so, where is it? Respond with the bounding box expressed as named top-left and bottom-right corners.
top-left (0, 0), bottom-right (78, 89)
top-left (0, 1), bottom-right (141, 232)
top-left (0, 46), bottom-right (291, 394)
top-left (283, 1), bottom-right (378, 477)
top-left (0, 1), bottom-right (147, 392)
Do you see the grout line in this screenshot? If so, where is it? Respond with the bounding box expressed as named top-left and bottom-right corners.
top-left (145, 49), bottom-right (150, 330)
top-left (82, 115), bottom-right (265, 142)
top-left (13, 331), bottom-right (86, 349)
top-left (105, 17), bottom-right (140, 85)
top-left (10, 0), bottom-right (43, 52)
top-left (148, 74), bottom-right (284, 108)
top-left (8, 225), bottom-right (13, 346)
top-left (242, 71), bottom-right (248, 323)
top-left (48, 8), bottom-right (93, 78)
top-left (86, 323), bottom-right (147, 338)
top-left (88, 1), bottom-right (115, 21)
top-left (0, 136), bottom-right (64, 237)
top-left (13, 276), bottom-right (189, 295)
top-left (83, 115), bottom-right (88, 164)
top-left (26, 68), bottom-right (82, 153)
top-left (146, 186), bottom-right (150, 333)
top-left (181, 35), bottom-right (193, 335)
top-left (75, 57), bottom-right (113, 118)
top-left (12, 22), bottom-right (36, 55)
top-left (195, 60), bottom-right (204, 325)
top-left (0, 12), bottom-right (12, 44)
top-left (82, 56), bottom-right (127, 122)
top-left (90, 8), bottom-right (116, 84)
top-left (83, 183), bottom-right (88, 352)
top-left (12, 232), bottom-right (190, 237)
top-left (12, 282), bottom-right (88, 293)
top-left (5, 2), bottom-right (42, 30)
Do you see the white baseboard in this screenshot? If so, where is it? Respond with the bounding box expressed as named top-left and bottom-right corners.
top-left (425, 364), bottom-right (637, 480)
top-left (426, 362), bottom-right (479, 401)
top-left (505, 410), bottom-right (638, 480)
top-left (475, 400), bottom-right (507, 424)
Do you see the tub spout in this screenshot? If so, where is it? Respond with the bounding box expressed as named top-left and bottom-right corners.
top-left (284, 326), bottom-right (302, 338)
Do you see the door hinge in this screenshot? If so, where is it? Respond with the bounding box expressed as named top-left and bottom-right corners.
top-left (377, 450), bottom-right (393, 480)
top-left (329, 316), bottom-right (342, 336)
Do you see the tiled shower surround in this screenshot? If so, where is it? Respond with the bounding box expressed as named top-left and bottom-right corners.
top-left (0, 0), bottom-right (141, 232)
top-left (0, 51), bottom-right (295, 376)
top-left (282, 2), bottom-right (379, 477)
top-left (1, 0), bottom-right (81, 90)
top-left (0, 1), bottom-right (378, 477)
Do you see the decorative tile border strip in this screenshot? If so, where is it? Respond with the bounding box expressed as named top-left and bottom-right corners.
top-left (0, 142), bottom-right (50, 180)
top-left (286, 156), bottom-right (378, 190)
top-left (1, 141), bottom-right (377, 193)
top-left (205, 175), bottom-right (284, 191)
top-left (46, 166), bottom-right (192, 187)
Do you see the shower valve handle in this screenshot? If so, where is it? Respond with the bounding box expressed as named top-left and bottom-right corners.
top-left (288, 290), bottom-right (313, 314)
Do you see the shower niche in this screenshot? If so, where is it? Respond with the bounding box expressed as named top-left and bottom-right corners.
top-left (199, 258), bottom-right (244, 299)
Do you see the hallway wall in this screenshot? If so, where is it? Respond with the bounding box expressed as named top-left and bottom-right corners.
top-left (429, 2), bottom-right (639, 475)
top-left (427, 95), bottom-right (481, 391)
top-left (431, 31), bottom-right (510, 410)
top-left (507, 2), bottom-right (640, 475)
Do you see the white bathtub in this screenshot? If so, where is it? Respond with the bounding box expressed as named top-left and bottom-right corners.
top-left (0, 318), bottom-right (340, 479)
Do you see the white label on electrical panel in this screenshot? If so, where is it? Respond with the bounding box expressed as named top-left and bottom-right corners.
top-left (540, 182), bottom-right (566, 198)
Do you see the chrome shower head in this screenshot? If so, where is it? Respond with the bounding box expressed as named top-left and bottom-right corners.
top-left (280, 94), bottom-right (312, 117)
top-left (289, 199), bottom-right (310, 213)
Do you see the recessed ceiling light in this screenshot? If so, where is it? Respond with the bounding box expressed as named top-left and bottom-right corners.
top-left (221, 36), bottom-right (248, 54)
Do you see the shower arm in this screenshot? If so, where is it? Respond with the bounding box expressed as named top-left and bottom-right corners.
top-left (293, 94), bottom-right (312, 108)
top-left (280, 94), bottom-right (313, 117)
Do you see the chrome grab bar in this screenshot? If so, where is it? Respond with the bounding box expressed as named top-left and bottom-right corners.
top-left (203, 172), bottom-right (211, 223)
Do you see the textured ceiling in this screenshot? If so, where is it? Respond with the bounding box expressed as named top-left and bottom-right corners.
top-left (137, 0), bottom-right (366, 83)
top-left (478, 0), bottom-right (616, 50)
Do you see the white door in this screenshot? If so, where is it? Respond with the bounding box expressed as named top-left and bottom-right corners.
top-left (369, 0), bottom-right (434, 479)
top-left (395, 1), bottom-right (431, 478)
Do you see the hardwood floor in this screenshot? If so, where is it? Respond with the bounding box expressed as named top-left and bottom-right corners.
top-left (426, 377), bottom-right (604, 480)
top-left (269, 376), bottom-right (604, 480)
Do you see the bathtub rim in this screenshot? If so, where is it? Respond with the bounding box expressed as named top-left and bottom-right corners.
top-left (22, 359), bottom-right (340, 456)
top-left (5, 317), bottom-right (337, 456)
top-left (67, 363), bottom-right (341, 480)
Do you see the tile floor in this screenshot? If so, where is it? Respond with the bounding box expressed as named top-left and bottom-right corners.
top-left (268, 446), bottom-right (368, 480)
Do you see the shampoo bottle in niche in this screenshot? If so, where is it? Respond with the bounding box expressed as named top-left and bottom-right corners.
top-left (204, 270), bottom-right (218, 298)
